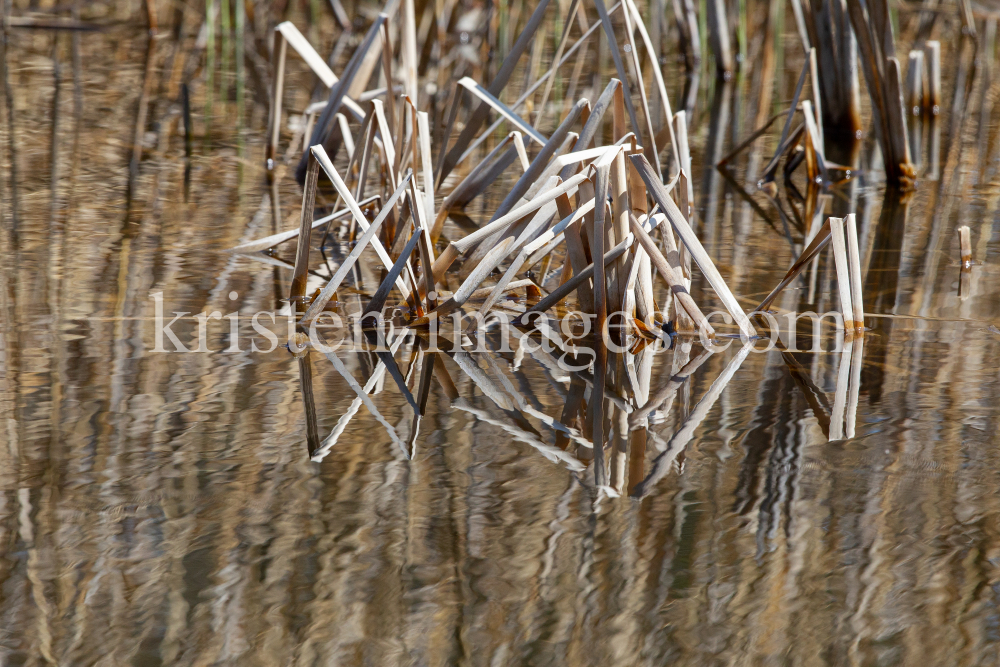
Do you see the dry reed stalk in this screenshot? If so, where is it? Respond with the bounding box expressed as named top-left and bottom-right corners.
top-left (372, 99), bottom-right (399, 187)
top-left (348, 106), bottom-right (377, 201)
top-left (268, 22), bottom-right (363, 173)
top-left (363, 231), bottom-right (422, 321)
top-left (471, 199), bottom-right (564, 321)
top-left (793, 0), bottom-right (861, 135)
top-left (705, 0), bottom-right (733, 77)
top-left (625, 0), bottom-right (679, 173)
top-left (907, 50), bottom-right (924, 168)
top-left (433, 133), bottom-right (518, 235)
top-left (559, 82), bottom-right (618, 175)
top-left (589, 162), bottom-right (612, 487)
top-left (290, 154), bottom-right (320, 313)
top-left (430, 172), bottom-right (591, 281)
top-left (673, 0), bottom-right (701, 79)
top-left (459, 4), bottom-right (619, 165)
top-left (401, 0), bottom-right (418, 105)
top-left (907, 50), bottom-right (923, 117)
top-left (594, 0), bottom-right (644, 148)
top-left (416, 111), bottom-right (434, 230)
top-left (673, 112), bottom-right (694, 210)
top-left (457, 77), bottom-right (546, 145)
top-left (524, 134), bottom-right (581, 199)
top-left (556, 194), bottom-right (595, 311)
top-left (924, 40), bottom-right (940, 115)
top-left (800, 100), bottom-right (826, 182)
top-left (630, 154), bottom-right (756, 339)
top-left (789, 0), bottom-right (810, 53)
top-left (515, 236), bottom-right (633, 328)
top-left (275, 22), bottom-right (336, 90)
top-left (465, 101), bottom-right (588, 270)
top-left (845, 213), bottom-right (864, 328)
top-left (233, 196), bottom-right (380, 253)
top-left (608, 149), bottom-right (631, 316)
top-left (630, 184), bottom-right (655, 325)
top-left (716, 109), bottom-right (789, 167)
top-left (761, 60), bottom-right (809, 181)
top-left (754, 219), bottom-right (831, 312)
top-left (808, 48), bottom-right (824, 148)
top-left (828, 216), bottom-right (855, 330)
top-left (618, 0), bottom-right (660, 173)
top-left (958, 225), bottom-right (972, 267)
top-left (409, 238), bottom-right (518, 326)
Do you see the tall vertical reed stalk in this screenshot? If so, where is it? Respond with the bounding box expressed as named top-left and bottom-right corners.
top-left (220, 0), bottom-right (230, 107)
top-left (236, 0), bottom-right (245, 159)
top-left (205, 0), bottom-right (215, 139)
top-left (794, 0), bottom-right (861, 138)
top-left (846, 0), bottom-right (914, 186)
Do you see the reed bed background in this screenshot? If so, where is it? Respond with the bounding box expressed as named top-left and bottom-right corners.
top-left (1, 0), bottom-right (1000, 664)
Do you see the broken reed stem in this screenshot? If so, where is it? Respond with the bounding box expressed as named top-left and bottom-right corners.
top-left (233, 196), bottom-right (379, 254)
top-left (266, 30), bottom-right (288, 173)
top-left (907, 50), bottom-right (923, 118)
top-left (828, 216), bottom-right (855, 331)
top-left (431, 172), bottom-right (590, 281)
top-left (958, 225), bottom-right (972, 268)
top-left (290, 153), bottom-right (320, 313)
top-left (845, 213), bottom-right (864, 329)
top-left (808, 48), bottom-right (823, 149)
top-left (925, 41), bottom-right (941, 115)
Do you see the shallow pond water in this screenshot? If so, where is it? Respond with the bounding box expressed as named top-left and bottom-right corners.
top-left (2, 3), bottom-right (1000, 666)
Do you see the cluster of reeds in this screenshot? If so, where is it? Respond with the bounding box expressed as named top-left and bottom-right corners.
top-left (727, 0), bottom-right (948, 189)
top-left (230, 1), bottom-right (872, 492)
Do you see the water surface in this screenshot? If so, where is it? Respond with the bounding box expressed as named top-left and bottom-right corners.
top-left (2, 4), bottom-right (1000, 666)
